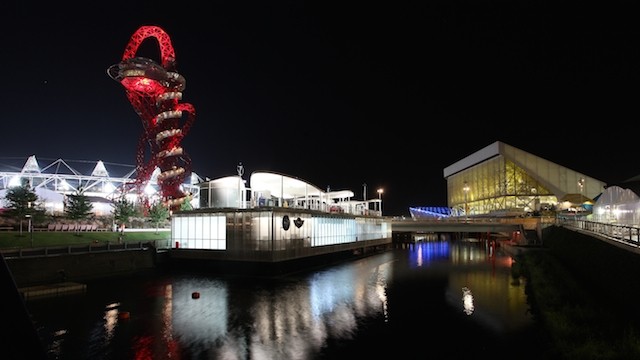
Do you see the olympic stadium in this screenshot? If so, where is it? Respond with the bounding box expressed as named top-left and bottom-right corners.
top-left (0, 155), bottom-right (203, 216)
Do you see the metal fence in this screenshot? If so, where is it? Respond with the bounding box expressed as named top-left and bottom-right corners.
top-left (560, 218), bottom-right (640, 248)
top-left (0, 239), bottom-right (170, 259)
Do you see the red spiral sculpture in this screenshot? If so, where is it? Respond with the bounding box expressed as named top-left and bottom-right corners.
top-left (108, 26), bottom-right (195, 211)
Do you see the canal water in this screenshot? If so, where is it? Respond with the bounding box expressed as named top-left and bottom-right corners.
top-left (25, 238), bottom-right (551, 359)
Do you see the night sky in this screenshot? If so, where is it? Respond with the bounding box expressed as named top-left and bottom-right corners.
top-left (1, 2), bottom-right (638, 216)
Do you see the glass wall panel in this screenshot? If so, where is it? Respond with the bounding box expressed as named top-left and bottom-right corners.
top-left (447, 155), bottom-right (561, 216)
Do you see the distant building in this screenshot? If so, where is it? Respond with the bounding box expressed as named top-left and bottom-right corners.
top-left (0, 155), bottom-right (202, 216)
top-left (427, 141), bottom-right (607, 218)
top-left (408, 206), bottom-right (451, 220)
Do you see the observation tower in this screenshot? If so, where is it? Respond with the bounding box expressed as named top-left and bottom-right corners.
top-left (107, 25), bottom-right (196, 211)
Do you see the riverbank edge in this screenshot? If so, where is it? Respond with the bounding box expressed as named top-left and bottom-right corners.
top-left (514, 225), bottom-right (640, 359)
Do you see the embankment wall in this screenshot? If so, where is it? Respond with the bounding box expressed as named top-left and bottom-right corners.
top-left (5, 249), bottom-right (162, 287)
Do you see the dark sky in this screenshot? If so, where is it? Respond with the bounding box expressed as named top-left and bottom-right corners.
top-left (1, 1), bottom-right (638, 216)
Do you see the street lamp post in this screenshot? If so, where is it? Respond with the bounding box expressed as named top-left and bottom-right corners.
top-left (25, 214), bottom-right (32, 247)
top-left (463, 182), bottom-right (470, 222)
top-left (578, 178), bottom-right (585, 223)
top-left (578, 178), bottom-right (585, 198)
top-left (27, 201), bottom-right (33, 247)
top-left (237, 162), bottom-right (244, 208)
top-left (377, 188), bottom-right (384, 216)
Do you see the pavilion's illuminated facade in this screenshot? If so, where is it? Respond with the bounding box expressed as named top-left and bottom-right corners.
top-left (170, 171), bottom-right (392, 263)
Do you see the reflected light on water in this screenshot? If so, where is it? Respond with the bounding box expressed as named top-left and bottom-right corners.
top-left (162, 285), bottom-right (173, 340)
top-left (251, 284), bottom-right (323, 359)
top-left (309, 267), bottom-right (355, 318)
top-left (462, 287), bottom-right (475, 315)
top-left (140, 257), bottom-right (395, 359)
top-left (443, 240), bottom-right (535, 334)
top-left (374, 263), bottom-right (390, 322)
top-left (103, 302), bottom-right (120, 342)
top-left (410, 241), bottom-right (450, 267)
top-left (29, 244), bottom-right (544, 359)
top-left (172, 279), bottom-right (229, 343)
top-left (161, 284), bottom-right (180, 359)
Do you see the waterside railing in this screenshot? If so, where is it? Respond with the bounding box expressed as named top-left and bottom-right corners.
top-left (0, 240), bottom-right (169, 259)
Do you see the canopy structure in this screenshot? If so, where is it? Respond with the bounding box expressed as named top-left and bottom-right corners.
top-left (199, 171), bottom-right (379, 215)
top-left (250, 171), bottom-right (324, 200)
top-left (558, 193), bottom-right (595, 213)
top-left (249, 171), bottom-right (355, 210)
top-left (559, 193), bottom-right (594, 205)
top-left (592, 185), bottom-right (640, 225)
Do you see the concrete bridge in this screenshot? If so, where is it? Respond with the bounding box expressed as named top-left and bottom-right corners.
top-left (390, 217), bottom-right (554, 244)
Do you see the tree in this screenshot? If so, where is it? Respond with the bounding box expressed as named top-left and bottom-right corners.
top-left (2, 180), bottom-right (44, 235)
top-left (147, 201), bottom-right (170, 234)
top-left (179, 196), bottom-right (193, 211)
top-left (64, 188), bottom-right (94, 234)
top-left (112, 197), bottom-right (139, 234)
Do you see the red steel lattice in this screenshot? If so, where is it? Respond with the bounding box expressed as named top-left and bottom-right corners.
top-left (108, 26), bottom-right (196, 211)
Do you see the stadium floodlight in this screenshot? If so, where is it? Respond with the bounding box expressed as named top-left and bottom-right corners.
top-left (9, 176), bottom-right (21, 187)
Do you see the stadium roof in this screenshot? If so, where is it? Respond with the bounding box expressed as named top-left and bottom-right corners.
top-left (0, 155), bottom-right (202, 212)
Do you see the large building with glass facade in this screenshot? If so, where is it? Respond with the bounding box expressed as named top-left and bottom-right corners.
top-left (440, 141), bottom-right (607, 218)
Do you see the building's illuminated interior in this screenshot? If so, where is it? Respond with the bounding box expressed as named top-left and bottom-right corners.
top-left (171, 171), bottom-right (392, 259)
top-left (441, 141), bottom-right (607, 218)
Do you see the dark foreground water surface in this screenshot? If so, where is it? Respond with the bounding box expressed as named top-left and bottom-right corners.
top-left (26, 239), bottom-right (551, 359)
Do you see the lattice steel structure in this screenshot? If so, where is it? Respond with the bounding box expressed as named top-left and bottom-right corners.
top-left (108, 26), bottom-right (196, 211)
top-left (0, 156), bottom-right (202, 216)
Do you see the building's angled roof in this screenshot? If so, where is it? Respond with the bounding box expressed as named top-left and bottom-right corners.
top-left (0, 155), bottom-right (203, 212)
top-left (444, 141), bottom-right (607, 201)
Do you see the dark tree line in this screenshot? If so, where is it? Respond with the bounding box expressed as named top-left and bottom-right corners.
top-left (2, 180), bottom-right (45, 234)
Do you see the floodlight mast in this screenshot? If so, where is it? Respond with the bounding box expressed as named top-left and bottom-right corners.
top-left (108, 25), bottom-right (196, 211)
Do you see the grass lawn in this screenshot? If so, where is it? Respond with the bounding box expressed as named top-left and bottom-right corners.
top-left (0, 230), bottom-right (171, 250)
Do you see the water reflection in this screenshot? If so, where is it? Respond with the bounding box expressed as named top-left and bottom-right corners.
top-left (462, 287), bottom-right (474, 315)
top-left (111, 257), bottom-right (393, 359)
top-left (410, 239), bottom-right (450, 267)
top-left (103, 303), bottom-right (119, 342)
top-left (28, 239), bottom-right (538, 359)
top-left (448, 239), bottom-right (531, 334)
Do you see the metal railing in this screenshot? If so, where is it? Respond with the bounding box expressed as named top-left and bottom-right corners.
top-left (560, 218), bottom-right (640, 248)
top-left (0, 239), bottom-right (171, 259)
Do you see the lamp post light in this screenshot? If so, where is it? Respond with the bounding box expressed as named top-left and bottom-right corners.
top-left (463, 182), bottom-right (470, 222)
top-left (377, 188), bottom-right (384, 216)
top-left (27, 201), bottom-right (33, 247)
top-left (578, 178), bottom-right (585, 222)
top-left (237, 162), bottom-right (244, 208)
top-left (25, 214), bottom-right (33, 247)
top-left (578, 178), bottom-right (585, 197)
